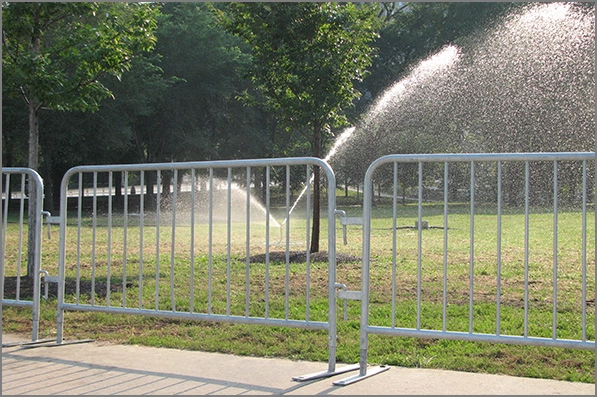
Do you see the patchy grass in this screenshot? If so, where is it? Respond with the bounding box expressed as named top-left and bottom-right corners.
top-left (2, 199), bottom-right (595, 383)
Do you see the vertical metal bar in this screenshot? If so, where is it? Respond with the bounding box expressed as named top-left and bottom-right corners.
top-left (155, 170), bottom-right (161, 310)
top-left (139, 171), bottom-right (145, 309)
top-left (1, 174), bottom-right (9, 301)
top-left (496, 161), bottom-right (502, 336)
top-left (208, 168), bottom-right (213, 314)
top-left (76, 172), bottom-right (83, 303)
top-left (169, 170), bottom-right (177, 311)
top-left (107, 172), bottom-right (113, 307)
top-left (91, 172), bottom-right (98, 305)
top-left (16, 174), bottom-right (24, 300)
top-left (226, 168), bottom-right (232, 316)
top-left (1, 173), bottom-right (9, 238)
top-left (469, 161), bottom-right (475, 333)
top-left (443, 162), bottom-right (449, 332)
top-left (57, 169), bottom-right (73, 343)
top-left (245, 167), bottom-right (251, 317)
top-left (1, 173), bottom-right (9, 244)
top-left (265, 166), bottom-right (271, 318)
top-left (524, 162), bottom-right (530, 337)
top-left (392, 162), bottom-right (398, 328)
top-left (325, 162), bottom-right (338, 374)
top-left (417, 162), bottom-right (423, 330)
top-left (305, 165), bottom-right (311, 321)
top-left (31, 171), bottom-right (44, 341)
top-left (359, 165), bottom-right (374, 377)
top-left (123, 171), bottom-right (129, 308)
top-left (285, 165), bottom-right (290, 321)
top-left (552, 161), bottom-right (558, 339)
top-left (190, 169), bottom-right (196, 314)
top-left (581, 160), bottom-right (587, 341)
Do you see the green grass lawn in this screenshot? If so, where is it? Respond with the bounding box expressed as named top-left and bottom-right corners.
top-left (2, 196), bottom-right (595, 383)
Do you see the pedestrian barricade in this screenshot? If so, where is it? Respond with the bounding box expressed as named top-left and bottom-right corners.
top-left (53, 157), bottom-right (357, 379)
top-left (333, 152), bottom-right (595, 385)
top-left (3, 152), bottom-right (594, 386)
top-left (1, 167), bottom-right (48, 344)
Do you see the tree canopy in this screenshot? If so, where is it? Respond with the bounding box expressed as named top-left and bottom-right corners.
top-left (2, 2), bottom-right (159, 112)
top-left (2, 1), bottom-right (161, 277)
top-left (215, 2), bottom-right (380, 252)
top-left (216, 2), bottom-right (379, 142)
top-left (4, 2), bottom-right (544, 174)
top-left (3, 2), bottom-right (591, 217)
top-left (2, 1), bottom-right (160, 171)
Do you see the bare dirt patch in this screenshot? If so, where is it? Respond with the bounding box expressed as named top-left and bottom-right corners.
top-left (3, 276), bottom-right (125, 300)
top-left (248, 250), bottom-right (360, 264)
top-left (3, 251), bottom-right (360, 300)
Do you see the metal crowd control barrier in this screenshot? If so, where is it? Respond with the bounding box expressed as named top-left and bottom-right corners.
top-left (1, 167), bottom-right (50, 345)
top-left (54, 157), bottom-right (358, 379)
top-left (334, 152), bottom-right (595, 385)
top-left (8, 153), bottom-right (594, 385)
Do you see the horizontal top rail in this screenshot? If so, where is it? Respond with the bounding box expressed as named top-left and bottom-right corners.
top-left (366, 152), bottom-right (595, 174)
top-left (2, 167), bottom-right (44, 183)
top-left (61, 157), bottom-right (334, 177)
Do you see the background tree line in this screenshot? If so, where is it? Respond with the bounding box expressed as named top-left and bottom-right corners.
top-left (3, 2), bottom-right (526, 214)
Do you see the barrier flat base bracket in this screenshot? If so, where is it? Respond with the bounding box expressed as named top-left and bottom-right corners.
top-left (2, 338), bottom-right (56, 348)
top-left (332, 365), bottom-right (390, 386)
top-left (292, 363), bottom-right (360, 382)
top-left (18, 338), bottom-right (95, 349)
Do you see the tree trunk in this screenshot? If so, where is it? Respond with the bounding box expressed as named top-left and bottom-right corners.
top-left (145, 171), bottom-right (156, 211)
top-left (402, 184), bottom-right (407, 206)
top-left (27, 99), bottom-right (41, 279)
top-left (40, 151), bottom-right (54, 213)
top-left (309, 122), bottom-right (322, 253)
top-left (26, 19), bottom-right (43, 279)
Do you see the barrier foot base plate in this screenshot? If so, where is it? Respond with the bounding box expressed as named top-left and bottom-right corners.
top-left (2, 338), bottom-right (56, 348)
top-left (19, 338), bottom-right (95, 349)
top-left (292, 363), bottom-right (360, 382)
top-left (332, 365), bottom-right (390, 386)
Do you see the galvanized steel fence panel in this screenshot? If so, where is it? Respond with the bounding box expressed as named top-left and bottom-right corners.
top-left (1, 167), bottom-right (45, 342)
top-left (7, 152), bottom-right (594, 385)
top-left (336, 152), bottom-right (595, 385)
top-left (54, 157), bottom-right (347, 375)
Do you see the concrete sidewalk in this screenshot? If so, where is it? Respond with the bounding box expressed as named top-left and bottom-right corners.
top-left (2, 332), bottom-right (595, 395)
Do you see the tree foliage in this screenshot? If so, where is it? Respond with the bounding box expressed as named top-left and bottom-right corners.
top-left (3, 2), bottom-right (588, 232)
top-left (2, 1), bottom-right (160, 277)
top-left (2, 1), bottom-right (160, 173)
top-left (216, 2), bottom-right (379, 140)
top-left (215, 2), bottom-right (380, 252)
top-left (2, 2), bottom-right (160, 113)
top-left (132, 2), bottom-right (263, 165)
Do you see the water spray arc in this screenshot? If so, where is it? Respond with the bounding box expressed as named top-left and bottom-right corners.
top-left (329, 2), bottom-right (593, 177)
top-left (244, 2), bottom-right (594, 247)
top-left (273, 127), bottom-right (357, 245)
